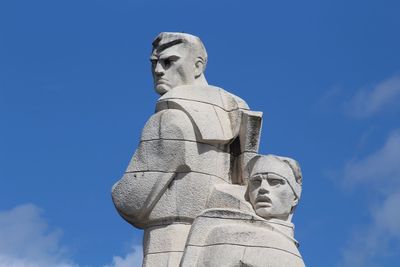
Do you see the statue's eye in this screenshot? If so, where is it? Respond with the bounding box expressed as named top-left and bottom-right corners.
top-left (163, 58), bottom-right (171, 68)
top-left (269, 178), bottom-right (285, 186)
top-left (251, 176), bottom-right (262, 186)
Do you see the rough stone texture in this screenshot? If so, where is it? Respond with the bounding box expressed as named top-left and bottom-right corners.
top-left (111, 32), bottom-right (305, 266)
top-left (180, 209), bottom-right (305, 267)
top-left (112, 82), bottom-right (256, 265)
top-left (143, 224), bottom-right (191, 266)
top-left (156, 85), bottom-right (249, 143)
top-left (235, 110), bottom-right (263, 184)
top-left (205, 183), bottom-right (253, 212)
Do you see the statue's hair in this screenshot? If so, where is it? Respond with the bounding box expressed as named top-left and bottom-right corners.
top-left (152, 32), bottom-right (208, 72)
top-left (274, 156), bottom-right (303, 187)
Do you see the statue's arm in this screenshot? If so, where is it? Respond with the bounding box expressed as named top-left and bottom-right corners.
top-left (111, 109), bottom-right (197, 227)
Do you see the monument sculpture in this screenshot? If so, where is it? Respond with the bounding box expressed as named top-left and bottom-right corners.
top-left (112, 32), bottom-right (305, 267)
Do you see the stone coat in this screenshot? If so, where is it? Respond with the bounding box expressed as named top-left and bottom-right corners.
top-left (112, 85), bottom-right (250, 228)
top-left (180, 209), bottom-right (305, 267)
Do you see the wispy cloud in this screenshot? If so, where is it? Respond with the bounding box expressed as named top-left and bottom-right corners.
top-left (0, 204), bottom-right (143, 267)
top-left (338, 192), bottom-right (400, 267)
top-left (103, 245), bottom-right (143, 267)
top-left (338, 130), bottom-right (400, 267)
top-left (316, 85), bottom-right (344, 112)
top-left (0, 204), bottom-right (78, 267)
top-left (343, 129), bottom-right (400, 189)
top-left (346, 74), bottom-right (400, 118)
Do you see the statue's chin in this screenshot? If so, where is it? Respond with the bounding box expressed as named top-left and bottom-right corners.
top-left (255, 209), bottom-right (273, 220)
top-left (255, 208), bottom-right (291, 222)
top-left (155, 84), bottom-right (171, 95)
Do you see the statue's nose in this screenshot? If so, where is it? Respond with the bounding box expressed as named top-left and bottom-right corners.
top-left (154, 62), bottom-right (164, 76)
top-left (259, 180), bottom-right (270, 193)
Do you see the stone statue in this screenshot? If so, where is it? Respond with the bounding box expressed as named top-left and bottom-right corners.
top-left (180, 155), bottom-right (305, 266)
top-left (112, 32), bottom-right (263, 266)
top-left (246, 154), bottom-right (302, 223)
top-left (111, 32), bottom-right (305, 266)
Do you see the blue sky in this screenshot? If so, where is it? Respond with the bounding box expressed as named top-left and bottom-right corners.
top-left (1, 0), bottom-right (400, 266)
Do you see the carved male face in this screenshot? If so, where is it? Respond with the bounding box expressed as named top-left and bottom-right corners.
top-left (150, 43), bottom-right (196, 95)
top-left (248, 157), bottom-right (298, 221)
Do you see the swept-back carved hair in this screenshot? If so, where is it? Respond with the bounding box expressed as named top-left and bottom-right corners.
top-left (274, 156), bottom-right (303, 187)
top-left (152, 32), bottom-right (208, 72)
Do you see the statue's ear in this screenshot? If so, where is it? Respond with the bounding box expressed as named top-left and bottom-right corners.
top-left (194, 58), bottom-right (204, 78)
top-left (293, 197), bottom-right (299, 206)
top-left (290, 196), bottom-right (299, 214)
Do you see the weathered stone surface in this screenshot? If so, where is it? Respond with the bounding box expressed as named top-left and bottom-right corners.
top-left (156, 85), bottom-right (249, 143)
top-left (144, 252), bottom-right (183, 267)
top-left (127, 139), bottom-right (231, 178)
top-left (145, 224), bottom-right (190, 253)
top-left (140, 109), bottom-right (198, 142)
top-left (180, 209), bottom-right (305, 267)
top-left (205, 183), bottom-right (253, 212)
top-left (111, 32), bottom-right (305, 267)
top-left (246, 154), bottom-right (302, 222)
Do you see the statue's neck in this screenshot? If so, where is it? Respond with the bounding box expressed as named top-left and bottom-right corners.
top-left (193, 74), bottom-right (208, 86)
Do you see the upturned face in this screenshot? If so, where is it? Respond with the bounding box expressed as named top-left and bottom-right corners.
top-left (248, 160), bottom-right (297, 221)
top-left (150, 43), bottom-right (196, 95)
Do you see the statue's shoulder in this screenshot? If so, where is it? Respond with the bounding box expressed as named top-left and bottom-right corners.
top-left (181, 208), bottom-right (304, 267)
top-left (155, 85), bottom-right (249, 143)
top-left (157, 84), bottom-right (249, 111)
top-left (189, 208), bottom-right (293, 240)
top-left (224, 90), bottom-right (250, 110)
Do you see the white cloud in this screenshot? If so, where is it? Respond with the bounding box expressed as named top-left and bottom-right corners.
top-left (348, 73), bottom-right (400, 118)
top-left (0, 204), bottom-right (78, 267)
top-left (316, 85), bottom-right (344, 111)
top-left (343, 129), bottom-right (400, 189)
top-left (103, 245), bottom-right (143, 267)
top-left (373, 192), bottom-right (400, 239)
top-left (338, 192), bottom-right (400, 267)
top-left (0, 203), bottom-right (144, 267)
top-left (338, 130), bottom-right (400, 267)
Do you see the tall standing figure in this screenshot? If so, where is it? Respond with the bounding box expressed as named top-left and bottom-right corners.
top-left (112, 32), bottom-right (262, 266)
